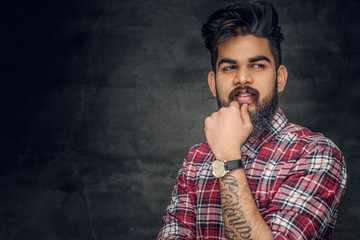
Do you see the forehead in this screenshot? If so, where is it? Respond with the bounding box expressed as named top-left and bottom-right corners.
top-left (217, 35), bottom-right (274, 63)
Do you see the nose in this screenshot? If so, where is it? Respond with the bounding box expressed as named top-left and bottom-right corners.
top-left (234, 67), bottom-right (252, 85)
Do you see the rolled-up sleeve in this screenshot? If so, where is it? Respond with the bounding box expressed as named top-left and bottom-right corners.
top-left (264, 141), bottom-right (347, 240)
top-left (157, 156), bottom-right (196, 239)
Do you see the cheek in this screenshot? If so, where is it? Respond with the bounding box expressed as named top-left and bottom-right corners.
top-left (258, 79), bottom-right (277, 96)
top-left (215, 82), bottom-right (230, 98)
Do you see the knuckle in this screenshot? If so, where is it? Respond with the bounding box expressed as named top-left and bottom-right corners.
top-left (205, 117), bottom-right (210, 124)
top-left (205, 115), bottom-right (214, 125)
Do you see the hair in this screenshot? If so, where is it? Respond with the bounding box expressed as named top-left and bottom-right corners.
top-left (201, 1), bottom-right (284, 72)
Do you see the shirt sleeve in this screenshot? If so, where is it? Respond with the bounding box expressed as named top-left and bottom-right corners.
top-left (157, 153), bottom-right (197, 239)
top-left (264, 141), bottom-right (347, 240)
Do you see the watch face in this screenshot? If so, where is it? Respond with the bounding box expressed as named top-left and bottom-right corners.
top-left (212, 160), bottom-right (225, 178)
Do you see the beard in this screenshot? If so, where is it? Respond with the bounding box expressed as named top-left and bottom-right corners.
top-left (216, 84), bottom-right (278, 140)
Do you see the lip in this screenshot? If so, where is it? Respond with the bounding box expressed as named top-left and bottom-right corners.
top-left (235, 94), bottom-right (255, 104)
top-left (230, 86), bottom-right (259, 104)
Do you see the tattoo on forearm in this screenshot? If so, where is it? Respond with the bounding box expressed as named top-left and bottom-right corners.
top-left (225, 226), bottom-right (237, 240)
top-left (221, 175), bottom-right (253, 240)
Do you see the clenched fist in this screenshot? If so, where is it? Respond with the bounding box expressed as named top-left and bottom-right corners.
top-left (204, 101), bottom-right (253, 160)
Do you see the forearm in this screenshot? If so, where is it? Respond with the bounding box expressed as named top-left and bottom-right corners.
top-left (220, 168), bottom-right (273, 240)
top-left (204, 102), bottom-right (272, 239)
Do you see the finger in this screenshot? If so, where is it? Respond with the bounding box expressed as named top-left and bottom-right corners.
top-left (204, 115), bottom-right (212, 127)
top-left (240, 103), bottom-right (251, 123)
top-left (229, 100), bottom-right (240, 109)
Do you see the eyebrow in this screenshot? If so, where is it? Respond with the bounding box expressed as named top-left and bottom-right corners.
top-left (217, 55), bottom-right (271, 68)
top-left (218, 58), bottom-right (237, 68)
top-left (249, 55), bottom-right (271, 63)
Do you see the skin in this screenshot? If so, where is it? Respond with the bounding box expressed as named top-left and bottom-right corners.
top-left (204, 35), bottom-right (288, 240)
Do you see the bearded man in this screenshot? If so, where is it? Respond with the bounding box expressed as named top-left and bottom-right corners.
top-left (157, 1), bottom-right (347, 239)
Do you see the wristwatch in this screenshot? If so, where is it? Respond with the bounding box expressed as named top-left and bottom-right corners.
top-left (212, 159), bottom-right (244, 178)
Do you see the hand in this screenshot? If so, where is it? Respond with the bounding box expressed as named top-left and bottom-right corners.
top-left (204, 101), bottom-right (253, 160)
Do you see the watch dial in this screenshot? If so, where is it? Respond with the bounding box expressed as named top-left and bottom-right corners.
top-left (212, 160), bottom-right (224, 177)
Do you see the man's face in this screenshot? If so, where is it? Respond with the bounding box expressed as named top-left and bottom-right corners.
top-left (207, 35), bottom-right (287, 138)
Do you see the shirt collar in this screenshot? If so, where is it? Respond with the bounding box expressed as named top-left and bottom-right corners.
top-left (241, 108), bottom-right (288, 161)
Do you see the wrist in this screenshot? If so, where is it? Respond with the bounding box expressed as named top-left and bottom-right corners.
top-left (212, 158), bottom-right (244, 178)
top-left (216, 153), bottom-right (242, 161)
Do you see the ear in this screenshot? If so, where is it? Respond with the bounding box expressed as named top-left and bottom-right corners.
top-left (276, 65), bottom-right (288, 93)
top-left (208, 71), bottom-right (217, 97)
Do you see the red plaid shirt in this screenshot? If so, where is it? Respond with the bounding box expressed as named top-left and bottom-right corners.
top-left (158, 109), bottom-right (347, 240)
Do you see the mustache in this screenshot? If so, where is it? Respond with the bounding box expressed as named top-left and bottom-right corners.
top-left (229, 86), bottom-right (259, 102)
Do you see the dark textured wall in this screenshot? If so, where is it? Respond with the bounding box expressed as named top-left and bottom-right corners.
top-left (1, 0), bottom-right (359, 239)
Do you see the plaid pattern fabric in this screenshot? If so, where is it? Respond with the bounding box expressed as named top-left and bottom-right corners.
top-left (157, 109), bottom-right (347, 240)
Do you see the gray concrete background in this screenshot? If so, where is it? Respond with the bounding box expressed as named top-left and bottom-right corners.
top-left (1, 0), bottom-right (359, 239)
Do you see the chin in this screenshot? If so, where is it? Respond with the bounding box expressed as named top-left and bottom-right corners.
top-left (243, 102), bottom-right (256, 114)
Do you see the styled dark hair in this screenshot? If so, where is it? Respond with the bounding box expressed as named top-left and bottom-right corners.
top-left (201, 1), bottom-right (284, 72)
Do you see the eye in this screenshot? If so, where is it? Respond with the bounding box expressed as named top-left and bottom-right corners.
top-left (251, 63), bottom-right (265, 69)
top-left (223, 65), bottom-right (237, 71)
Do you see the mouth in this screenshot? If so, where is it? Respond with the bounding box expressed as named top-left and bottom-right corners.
top-left (230, 87), bottom-right (259, 105)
